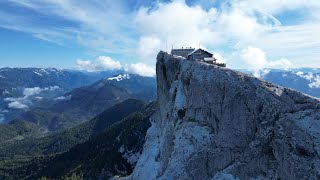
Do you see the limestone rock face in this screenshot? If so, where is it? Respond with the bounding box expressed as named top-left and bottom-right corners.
top-left (132, 51), bottom-right (320, 180)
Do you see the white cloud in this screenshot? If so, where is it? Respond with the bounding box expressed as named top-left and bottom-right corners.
top-left (98, 56), bottom-right (122, 70)
top-left (76, 56), bottom-right (155, 77)
top-left (296, 72), bottom-right (314, 81)
top-left (8, 101), bottom-right (28, 110)
top-left (76, 56), bottom-right (122, 72)
top-left (23, 87), bottom-right (43, 97)
top-left (213, 52), bottom-right (227, 63)
top-left (309, 75), bottom-right (320, 88)
top-left (241, 46), bottom-right (294, 77)
top-left (218, 8), bottom-right (264, 40)
top-left (134, 1), bottom-right (220, 63)
top-left (5, 0), bottom-right (135, 53)
top-left (134, 0), bottom-right (320, 68)
top-left (124, 63), bottom-right (156, 77)
top-left (4, 86), bottom-right (60, 110)
top-left (268, 58), bottom-right (294, 69)
top-left (3, 0), bottom-right (320, 69)
top-left (23, 86), bottom-right (60, 97)
top-left (235, 0), bottom-right (320, 15)
top-left (296, 72), bottom-right (320, 88)
top-left (241, 46), bottom-right (268, 71)
top-left (137, 36), bottom-right (162, 63)
top-left (76, 60), bottom-right (96, 72)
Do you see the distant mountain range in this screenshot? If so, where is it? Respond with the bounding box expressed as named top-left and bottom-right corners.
top-left (0, 70), bottom-right (156, 179)
top-left (261, 68), bottom-right (320, 98)
top-left (0, 68), bottom-right (154, 124)
top-left (0, 68), bottom-right (114, 96)
top-left (1, 67), bottom-right (319, 127)
top-left (0, 64), bottom-right (320, 179)
top-left (239, 68), bottom-right (320, 98)
top-left (7, 74), bottom-right (155, 132)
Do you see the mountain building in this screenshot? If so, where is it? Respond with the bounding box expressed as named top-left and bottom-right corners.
top-left (170, 48), bottom-right (195, 58)
top-left (171, 47), bottom-right (226, 67)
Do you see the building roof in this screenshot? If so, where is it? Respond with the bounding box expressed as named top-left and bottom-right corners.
top-left (171, 48), bottom-right (195, 58)
top-left (188, 48), bottom-right (213, 56)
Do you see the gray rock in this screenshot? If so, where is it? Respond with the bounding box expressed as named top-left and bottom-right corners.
top-left (132, 51), bottom-right (320, 180)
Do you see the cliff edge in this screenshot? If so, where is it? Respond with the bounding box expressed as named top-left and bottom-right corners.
top-left (132, 51), bottom-right (320, 180)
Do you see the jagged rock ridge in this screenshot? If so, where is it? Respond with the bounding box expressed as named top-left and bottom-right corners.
top-left (132, 51), bottom-right (320, 180)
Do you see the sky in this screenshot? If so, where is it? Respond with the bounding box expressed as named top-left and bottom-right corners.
top-left (0, 0), bottom-right (319, 76)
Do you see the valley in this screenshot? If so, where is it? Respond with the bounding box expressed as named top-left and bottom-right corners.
top-left (0, 62), bottom-right (319, 179)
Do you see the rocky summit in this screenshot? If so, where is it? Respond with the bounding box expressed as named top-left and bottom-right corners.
top-left (132, 51), bottom-right (320, 180)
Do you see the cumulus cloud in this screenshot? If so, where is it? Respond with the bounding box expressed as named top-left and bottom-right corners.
top-left (212, 52), bottom-right (227, 63)
top-left (4, 86), bottom-right (60, 109)
top-left (124, 63), bottom-right (156, 77)
top-left (23, 87), bottom-right (43, 97)
top-left (240, 46), bottom-right (294, 77)
top-left (268, 59), bottom-right (293, 69)
top-left (134, 1), bottom-right (220, 63)
top-left (133, 0), bottom-right (320, 68)
top-left (76, 56), bottom-right (155, 77)
top-left (98, 56), bottom-right (122, 70)
top-left (8, 101), bottom-right (28, 110)
top-left (76, 60), bottom-right (96, 71)
top-left (296, 72), bottom-right (320, 88)
top-left (241, 46), bottom-right (268, 71)
top-left (4, 0), bottom-right (320, 69)
top-left (137, 36), bottom-right (162, 64)
top-left (23, 86), bottom-right (60, 97)
top-left (296, 72), bottom-right (314, 81)
top-left (77, 56), bottom-right (122, 72)
top-left (309, 75), bottom-right (320, 88)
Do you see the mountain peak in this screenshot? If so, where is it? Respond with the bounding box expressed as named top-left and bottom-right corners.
top-left (132, 51), bottom-right (320, 179)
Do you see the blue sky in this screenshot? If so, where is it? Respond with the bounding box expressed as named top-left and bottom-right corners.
top-left (0, 0), bottom-right (319, 76)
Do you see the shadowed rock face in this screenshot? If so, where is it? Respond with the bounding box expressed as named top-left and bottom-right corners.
top-left (132, 51), bottom-right (320, 180)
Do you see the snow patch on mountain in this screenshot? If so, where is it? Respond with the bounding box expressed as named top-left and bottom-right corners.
top-left (54, 95), bottom-right (71, 101)
top-left (108, 74), bottom-right (130, 81)
top-left (34, 68), bottom-right (63, 76)
top-left (34, 71), bottom-right (43, 76)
